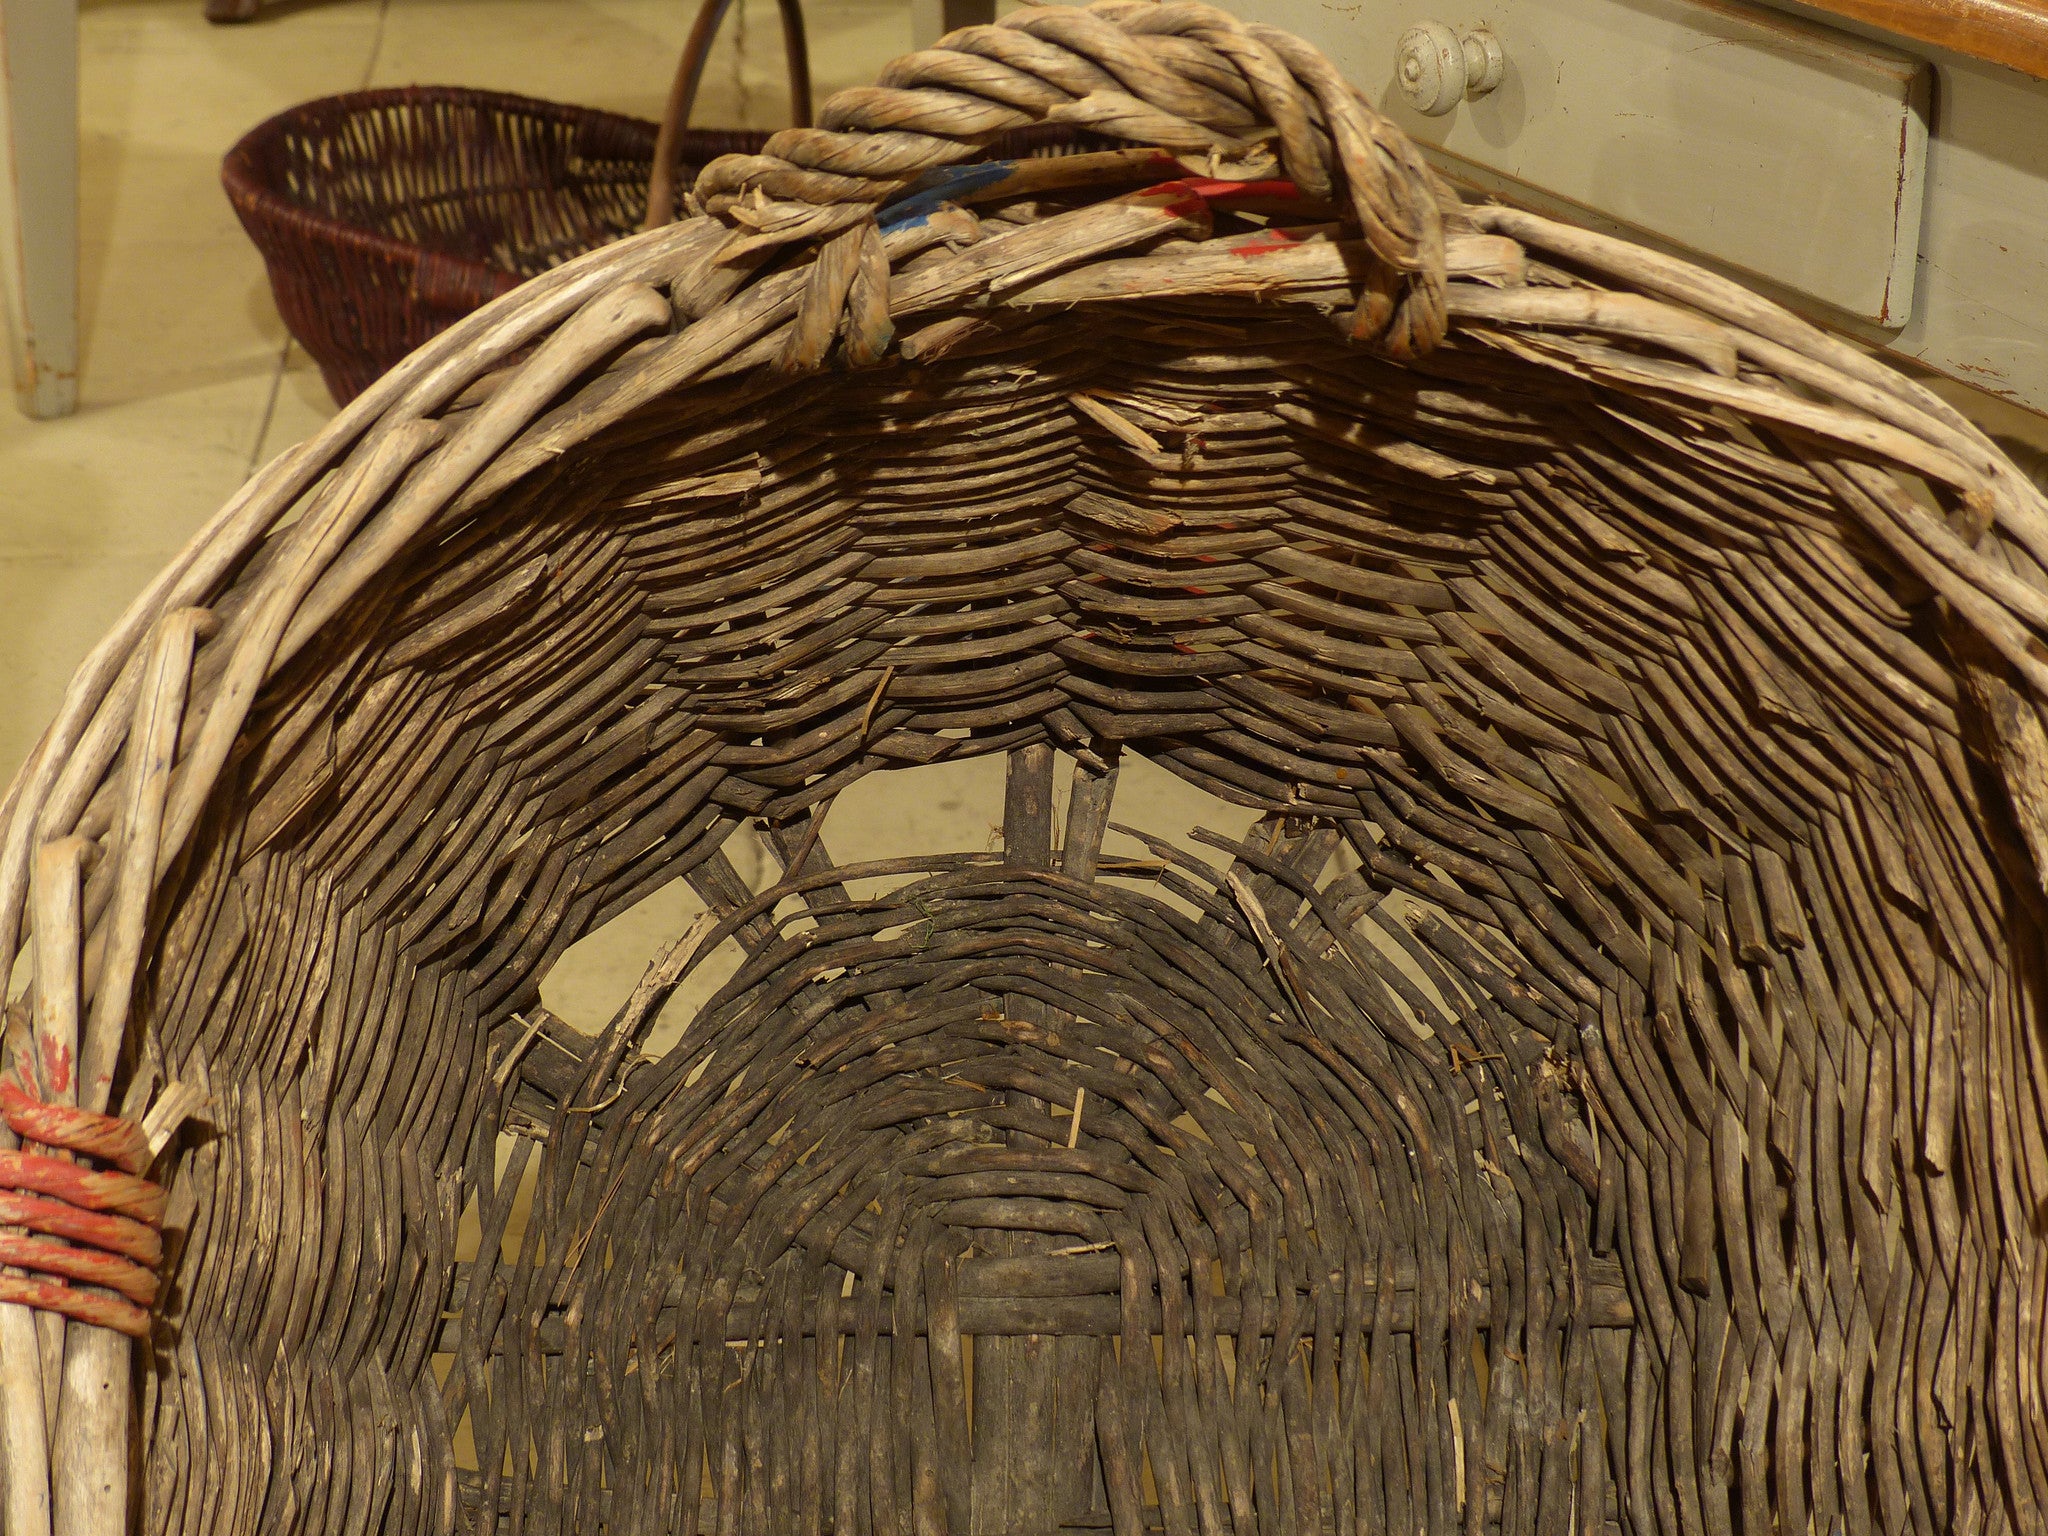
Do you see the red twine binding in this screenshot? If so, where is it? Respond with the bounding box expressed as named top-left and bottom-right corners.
top-left (0, 1081), bottom-right (164, 1337)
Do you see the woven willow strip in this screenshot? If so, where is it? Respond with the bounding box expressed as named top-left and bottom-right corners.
top-left (4, 3), bottom-right (2048, 1533)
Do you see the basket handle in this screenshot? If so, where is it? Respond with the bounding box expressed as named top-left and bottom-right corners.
top-left (685, 0), bottom-right (1458, 358)
top-left (645, 0), bottom-right (814, 229)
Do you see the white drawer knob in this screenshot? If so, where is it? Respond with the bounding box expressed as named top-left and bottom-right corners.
top-left (1396, 21), bottom-right (1506, 115)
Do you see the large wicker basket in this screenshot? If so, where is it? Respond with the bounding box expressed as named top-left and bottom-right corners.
top-left (8, 4), bottom-right (2048, 1533)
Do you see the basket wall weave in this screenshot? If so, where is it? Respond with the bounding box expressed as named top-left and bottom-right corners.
top-left (7, 4), bottom-right (2048, 1534)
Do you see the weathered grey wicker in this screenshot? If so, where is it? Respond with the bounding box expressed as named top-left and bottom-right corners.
top-left (3, 4), bottom-right (2047, 1533)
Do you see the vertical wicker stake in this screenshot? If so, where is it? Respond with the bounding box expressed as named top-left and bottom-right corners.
top-left (51, 610), bottom-right (207, 1536)
top-left (30, 838), bottom-right (94, 1536)
top-left (33, 844), bottom-right (90, 1415)
top-left (0, 1169), bottom-right (52, 1536)
top-left (1, 839), bottom-right (89, 1536)
top-left (51, 1275), bottom-right (136, 1532)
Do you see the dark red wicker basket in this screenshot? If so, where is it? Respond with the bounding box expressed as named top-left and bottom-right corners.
top-left (222, 87), bottom-right (771, 405)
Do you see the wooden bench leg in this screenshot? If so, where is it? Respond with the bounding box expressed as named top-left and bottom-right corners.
top-left (0, 0), bottom-right (79, 419)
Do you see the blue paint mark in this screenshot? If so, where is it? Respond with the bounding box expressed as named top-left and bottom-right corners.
top-left (876, 160), bottom-right (1020, 233)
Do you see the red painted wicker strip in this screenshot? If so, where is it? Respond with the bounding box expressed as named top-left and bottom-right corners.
top-left (0, 1083), bottom-right (151, 1175)
top-left (0, 1189), bottom-right (162, 1268)
top-left (0, 1150), bottom-right (165, 1226)
top-left (0, 1272), bottom-right (151, 1340)
top-left (0, 1087), bottom-right (167, 1344)
top-left (0, 1232), bottom-right (156, 1308)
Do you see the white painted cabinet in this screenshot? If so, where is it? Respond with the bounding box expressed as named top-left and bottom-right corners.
top-left (1889, 55), bottom-right (2048, 414)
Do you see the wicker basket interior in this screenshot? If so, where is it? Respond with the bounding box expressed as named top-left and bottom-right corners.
top-left (4, 6), bottom-right (2048, 1536)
